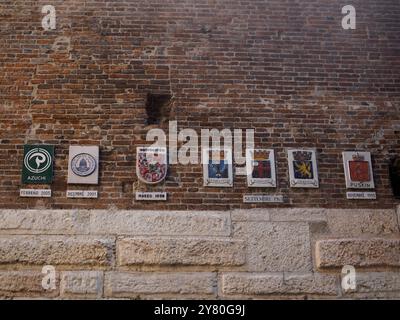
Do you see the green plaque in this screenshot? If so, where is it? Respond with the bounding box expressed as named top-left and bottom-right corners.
top-left (22, 145), bottom-right (54, 184)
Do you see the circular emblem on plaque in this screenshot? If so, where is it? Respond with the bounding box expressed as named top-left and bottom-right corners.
top-left (71, 153), bottom-right (97, 177)
top-left (24, 148), bottom-right (52, 174)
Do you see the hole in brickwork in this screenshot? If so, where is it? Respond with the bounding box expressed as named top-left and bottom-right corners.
top-left (145, 93), bottom-right (172, 125)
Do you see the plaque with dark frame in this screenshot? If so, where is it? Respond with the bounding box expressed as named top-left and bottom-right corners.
top-left (389, 157), bottom-right (400, 199)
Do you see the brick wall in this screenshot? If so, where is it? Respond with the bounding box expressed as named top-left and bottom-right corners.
top-left (0, 0), bottom-right (399, 210)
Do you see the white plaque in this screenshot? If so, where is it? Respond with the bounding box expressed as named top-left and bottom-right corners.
top-left (288, 149), bottom-right (319, 188)
top-left (243, 194), bottom-right (285, 203)
top-left (68, 146), bottom-right (99, 185)
top-left (235, 167), bottom-right (247, 176)
top-left (67, 190), bottom-right (98, 199)
top-left (20, 189), bottom-right (51, 198)
top-left (136, 192), bottom-right (167, 201)
top-left (346, 192), bottom-right (376, 200)
top-left (342, 151), bottom-right (375, 189)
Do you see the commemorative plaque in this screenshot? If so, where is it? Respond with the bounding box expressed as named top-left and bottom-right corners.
top-left (246, 149), bottom-right (276, 187)
top-left (346, 192), bottom-right (377, 200)
top-left (20, 189), bottom-right (52, 198)
top-left (22, 145), bottom-right (54, 184)
top-left (68, 146), bottom-right (99, 185)
top-left (288, 149), bottom-right (319, 188)
top-left (243, 194), bottom-right (285, 203)
top-left (203, 148), bottom-right (233, 187)
top-left (66, 190), bottom-right (98, 199)
top-left (136, 147), bottom-right (168, 184)
top-left (342, 151), bottom-right (375, 189)
top-left (135, 192), bottom-right (167, 201)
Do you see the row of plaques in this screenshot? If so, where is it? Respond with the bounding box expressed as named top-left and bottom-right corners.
top-left (204, 148), bottom-right (375, 190)
top-left (22, 145), bottom-right (99, 185)
top-left (21, 145), bottom-right (100, 198)
top-left (138, 147), bottom-right (376, 190)
top-left (20, 144), bottom-right (399, 200)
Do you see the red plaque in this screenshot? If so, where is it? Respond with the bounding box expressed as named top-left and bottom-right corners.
top-left (349, 160), bottom-right (370, 182)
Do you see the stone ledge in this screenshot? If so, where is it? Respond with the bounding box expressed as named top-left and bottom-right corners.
top-left (0, 209), bottom-right (398, 238)
top-left (352, 272), bottom-right (400, 293)
top-left (0, 236), bottom-right (115, 267)
top-left (269, 208), bottom-right (327, 222)
top-left (231, 209), bottom-right (270, 222)
top-left (117, 238), bottom-right (246, 267)
top-left (222, 272), bottom-right (337, 296)
top-left (325, 209), bottom-right (399, 236)
top-left (90, 210), bottom-right (231, 236)
top-left (104, 272), bottom-right (216, 297)
top-left (60, 271), bottom-right (103, 298)
top-left (0, 271), bottom-right (59, 298)
top-left (316, 238), bottom-right (400, 269)
top-left (231, 208), bottom-right (327, 222)
top-left (0, 210), bottom-right (90, 235)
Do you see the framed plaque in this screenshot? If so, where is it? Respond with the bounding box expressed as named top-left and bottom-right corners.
top-left (288, 149), bottom-right (319, 188)
top-left (22, 145), bottom-right (54, 184)
top-left (136, 147), bottom-right (168, 184)
top-left (68, 146), bottom-right (99, 185)
top-left (203, 148), bottom-right (233, 187)
top-left (246, 149), bottom-right (276, 187)
top-left (342, 151), bottom-right (375, 189)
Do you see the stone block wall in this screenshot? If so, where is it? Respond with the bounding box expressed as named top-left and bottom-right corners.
top-left (0, 207), bottom-right (399, 299)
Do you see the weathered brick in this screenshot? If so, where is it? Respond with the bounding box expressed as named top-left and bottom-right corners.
top-left (105, 272), bottom-right (216, 297)
top-left (222, 273), bottom-right (283, 295)
top-left (316, 238), bottom-right (400, 269)
top-left (233, 222), bottom-right (312, 272)
top-left (90, 210), bottom-right (231, 236)
top-left (269, 208), bottom-right (327, 222)
top-left (0, 236), bottom-right (115, 266)
top-left (60, 271), bottom-right (103, 298)
top-left (283, 273), bottom-right (338, 295)
top-left (222, 273), bottom-right (337, 295)
top-left (231, 209), bottom-right (270, 222)
top-left (326, 209), bottom-right (399, 236)
top-left (0, 210), bottom-right (90, 235)
top-left (117, 238), bottom-right (245, 266)
top-left (352, 272), bottom-right (400, 293)
top-left (0, 271), bottom-right (59, 297)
